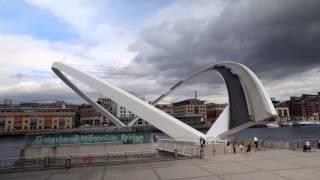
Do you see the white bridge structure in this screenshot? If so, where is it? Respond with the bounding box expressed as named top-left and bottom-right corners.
top-left (52, 62), bottom-right (277, 142)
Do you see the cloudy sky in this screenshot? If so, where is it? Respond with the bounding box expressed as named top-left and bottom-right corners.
top-left (0, 0), bottom-right (320, 104)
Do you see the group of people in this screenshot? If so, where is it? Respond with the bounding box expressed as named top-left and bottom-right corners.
top-left (226, 136), bottom-right (259, 154)
top-left (303, 140), bottom-right (320, 152)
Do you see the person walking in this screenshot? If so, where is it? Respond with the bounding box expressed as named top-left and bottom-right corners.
top-left (253, 136), bottom-right (258, 150)
top-left (246, 143), bottom-right (251, 153)
top-left (232, 143), bottom-right (236, 154)
top-left (200, 136), bottom-right (205, 149)
top-left (226, 140), bottom-right (231, 153)
top-left (239, 142), bottom-right (243, 152)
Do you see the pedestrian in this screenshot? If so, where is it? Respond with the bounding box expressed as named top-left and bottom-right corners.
top-left (232, 143), bottom-right (236, 154)
top-left (200, 136), bottom-right (205, 148)
top-left (317, 140), bottom-right (320, 149)
top-left (153, 135), bottom-right (157, 143)
top-left (253, 136), bottom-right (258, 149)
top-left (239, 138), bottom-right (244, 152)
top-left (226, 140), bottom-right (231, 153)
top-left (303, 141), bottom-right (311, 152)
top-left (246, 143), bottom-right (251, 153)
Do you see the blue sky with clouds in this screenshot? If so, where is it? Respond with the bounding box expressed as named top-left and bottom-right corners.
top-left (0, 0), bottom-right (177, 103)
top-left (1, 0), bottom-right (320, 104)
top-left (0, 0), bottom-right (76, 40)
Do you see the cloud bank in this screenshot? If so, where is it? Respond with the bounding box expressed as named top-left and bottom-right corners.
top-left (1, 0), bottom-right (320, 104)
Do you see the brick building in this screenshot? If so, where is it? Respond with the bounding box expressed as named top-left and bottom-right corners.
top-left (0, 107), bottom-right (74, 131)
top-left (289, 93), bottom-right (320, 120)
top-left (206, 103), bottom-right (227, 123)
top-left (79, 103), bottom-right (114, 126)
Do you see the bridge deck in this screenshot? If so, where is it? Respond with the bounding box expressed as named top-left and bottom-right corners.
top-left (1, 150), bottom-right (320, 180)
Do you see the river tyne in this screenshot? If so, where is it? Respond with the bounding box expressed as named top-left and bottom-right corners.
top-left (1, 126), bottom-right (320, 159)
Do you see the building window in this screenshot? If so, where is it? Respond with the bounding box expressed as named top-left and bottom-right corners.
top-left (30, 117), bottom-right (37, 130)
top-left (194, 106), bottom-right (199, 114)
top-left (278, 110), bottom-right (282, 117)
top-left (0, 118), bottom-right (5, 130)
top-left (59, 118), bottom-right (65, 128)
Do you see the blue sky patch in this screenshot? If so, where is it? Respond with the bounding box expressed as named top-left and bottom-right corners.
top-left (0, 0), bottom-right (77, 41)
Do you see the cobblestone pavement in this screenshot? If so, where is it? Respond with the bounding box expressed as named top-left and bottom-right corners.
top-left (1, 150), bottom-right (320, 180)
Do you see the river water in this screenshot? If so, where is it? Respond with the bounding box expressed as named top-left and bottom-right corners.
top-left (1, 126), bottom-right (320, 159)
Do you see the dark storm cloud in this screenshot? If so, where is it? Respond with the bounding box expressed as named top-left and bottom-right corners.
top-left (130, 0), bottom-right (320, 84)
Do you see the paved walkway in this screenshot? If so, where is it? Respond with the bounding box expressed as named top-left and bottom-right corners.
top-left (1, 150), bottom-right (320, 180)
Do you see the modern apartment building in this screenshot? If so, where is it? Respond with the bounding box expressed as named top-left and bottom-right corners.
top-left (172, 99), bottom-right (207, 124)
top-left (155, 104), bottom-right (174, 115)
top-left (97, 97), bottom-right (150, 126)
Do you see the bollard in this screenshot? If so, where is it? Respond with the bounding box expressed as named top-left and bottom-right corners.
top-left (293, 142), bottom-right (298, 151)
top-left (44, 156), bottom-right (50, 168)
top-left (65, 157), bottom-right (71, 169)
top-left (200, 148), bottom-right (204, 159)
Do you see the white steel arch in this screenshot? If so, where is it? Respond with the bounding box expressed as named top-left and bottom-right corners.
top-left (129, 62), bottom-right (276, 132)
top-left (52, 61), bottom-right (277, 142)
top-left (52, 62), bottom-right (204, 141)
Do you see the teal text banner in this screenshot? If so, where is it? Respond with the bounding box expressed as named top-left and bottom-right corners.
top-left (26, 132), bottom-right (151, 146)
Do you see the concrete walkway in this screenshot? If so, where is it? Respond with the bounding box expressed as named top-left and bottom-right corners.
top-left (1, 150), bottom-right (320, 180)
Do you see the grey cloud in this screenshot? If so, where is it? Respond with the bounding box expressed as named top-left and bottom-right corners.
top-left (9, 73), bottom-right (28, 79)
top-left (130, 0), bottom-right (320, 84)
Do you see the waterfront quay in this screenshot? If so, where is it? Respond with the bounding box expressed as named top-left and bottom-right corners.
top-left (1, 150), bottom-right (320, 180)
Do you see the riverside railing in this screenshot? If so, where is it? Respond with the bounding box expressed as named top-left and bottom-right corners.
top-left (227, 137), bottom-right (320, 152)
top-left (158, 139), bottom-right (201, 157)
top-left (0, 147), bottom-right (201, 173)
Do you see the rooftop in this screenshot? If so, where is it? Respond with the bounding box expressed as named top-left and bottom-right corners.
top-left (173, 99), bottom-right (206, 106)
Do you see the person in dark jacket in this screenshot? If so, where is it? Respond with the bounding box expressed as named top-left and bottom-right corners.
top-left (246, 143), bottom-right (251, 153)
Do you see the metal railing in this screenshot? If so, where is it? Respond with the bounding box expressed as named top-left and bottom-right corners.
top-left (0, 146), bottom-right (201, 173)
top-left (226, 137), bottom-right (320, 152)
top-left (158, 139), bottom-right (200, 157)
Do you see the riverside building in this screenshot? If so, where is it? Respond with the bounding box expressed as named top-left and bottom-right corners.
top-left (79, 103), bottom-right (113, 126)
top-left (206, 103), bottom-right (227, 123)
top-left (0, 107), bottom-right (74, 131)
top-left (289, 93), bottom-right (320, 120)
top-left (272, 98), bottom-right (290, 121)
top-left (172, 99), bottom-right (207, 124)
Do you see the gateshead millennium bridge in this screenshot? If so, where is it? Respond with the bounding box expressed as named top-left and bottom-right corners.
top-left (52, 62), bottom-right (277, 142)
